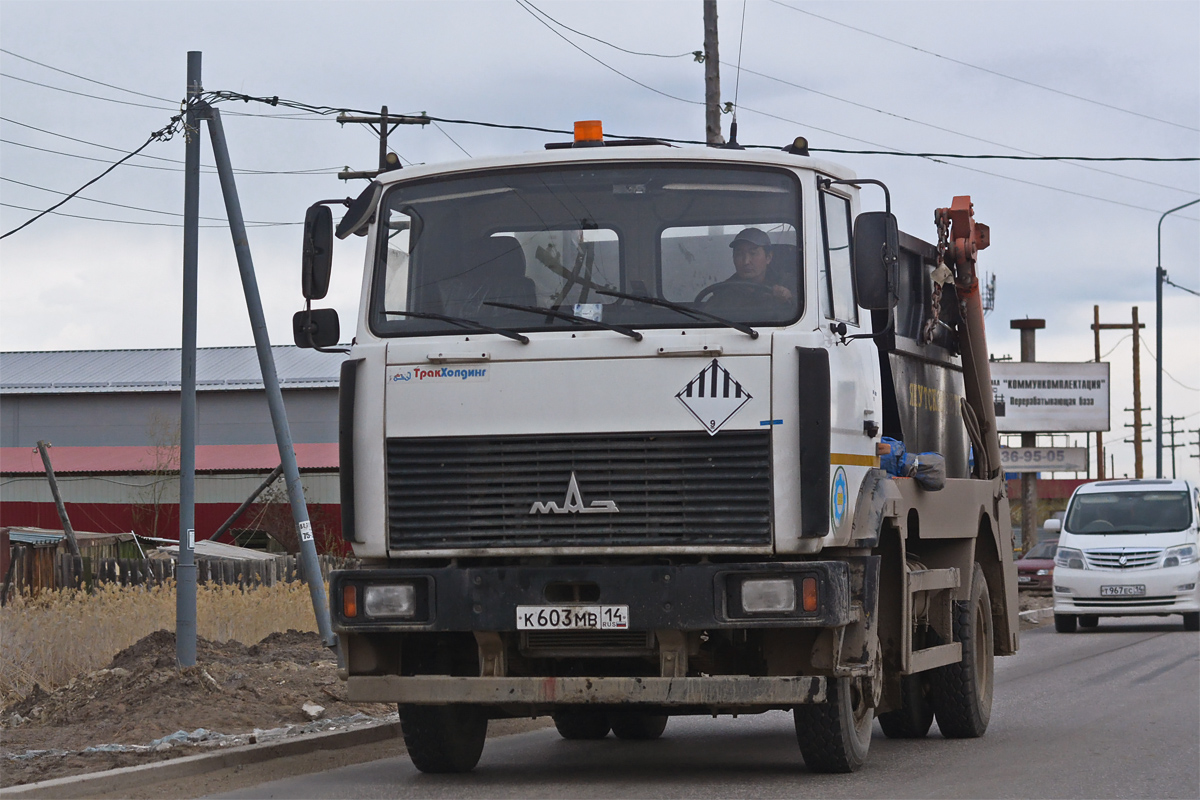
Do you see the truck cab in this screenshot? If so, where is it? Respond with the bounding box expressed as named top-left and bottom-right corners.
top-left (296, 128), bottom-right (1019, 774)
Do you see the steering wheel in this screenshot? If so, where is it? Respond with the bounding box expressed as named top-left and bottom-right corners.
top-left (694, 281), bottom-right (777, 304)
top-left (1082, 520), bottom-right (1114, 532)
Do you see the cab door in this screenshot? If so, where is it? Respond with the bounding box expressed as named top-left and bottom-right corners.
top-left (816, 183), bottom-right (881, 539)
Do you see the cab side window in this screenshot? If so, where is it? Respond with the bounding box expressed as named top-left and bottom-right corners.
top-left (819, 190), bottom-right (858, 325)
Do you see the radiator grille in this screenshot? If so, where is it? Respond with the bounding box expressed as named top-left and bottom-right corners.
top-left (1084, 549), bottom-right (1162, 571)
top-left (521, 630), bottom-right (653, 652)
top-left (1073, 596), bottom-right (1176, 608)
top-left (387, 430), bottom-right (772, 549)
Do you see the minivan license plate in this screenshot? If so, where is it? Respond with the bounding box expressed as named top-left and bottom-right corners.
top-left (516, 605), bottom-right (629, 630)
top-left (1100, 585), bottom-right (1146, 596)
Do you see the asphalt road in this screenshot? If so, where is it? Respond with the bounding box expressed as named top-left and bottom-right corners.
top-left (211, 618), bottom-right (1199, 800)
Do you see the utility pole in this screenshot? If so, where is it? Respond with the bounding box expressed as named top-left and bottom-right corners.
top-left (703, 0), bottom-right (724, 146)
top-left (336, 107), bottom-right (429, 180)
top-left (1156, 198), bottom-right (1200, 478)
top-left (1011, 318), bottom-right (1044, 553)
top-left (1162, 415), bottom-right (1186, 479)
top-left (178, 51), bottom-right (203, 669)
top-left (34, 441), bottom-right (80, 559)
top-left (1092, 305), bottom-right (1105, 480)
top-left (1189, 429), bottom-right (1200, 468)
top-left (1092, 306), bottom-right (1146, 479)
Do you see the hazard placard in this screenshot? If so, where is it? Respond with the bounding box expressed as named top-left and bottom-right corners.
top-left (676, 359), bottom-right (752, 435)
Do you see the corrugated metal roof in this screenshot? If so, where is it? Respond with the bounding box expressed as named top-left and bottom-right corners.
top-left (0, 346), bottom-right (346, 395)
top-left (0, 443), bottom-right (338, 474)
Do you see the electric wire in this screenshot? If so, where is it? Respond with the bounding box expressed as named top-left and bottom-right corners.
top-left (432, 121), bottom-right (472, 158)
top-left (1163, 276), bottom-right (1200, 298)
top-left (0, 72), bottom-right (178, 112)
top-left (0, 117), bottom-right (340, 174)
top-left (1, 116), bottom-right (184, 240)
top-left (0, 47), bottom-right (175, 103)
top-left (0, 176), bottom-right (294, 225)
top-left (1097, 333), bottom-right (1133, 360)
top-left (1140, 337), bottom-right (1200, 392)
top-left (513, 1), bottom-right (694, 58)
top-left (767, 0), bottom-right (1199, 133)
top-left (0, 201), bottom-right (295, 229)
top-left (732, 0), bottom-right (748, 125)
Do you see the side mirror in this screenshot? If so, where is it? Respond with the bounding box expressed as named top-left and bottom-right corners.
top-left (853, 211), bottom-right (899, 311)
top-left (1043, 518), bottom-right (1062, 534)
top-left (302, 204), bottom-right (334, 300)
top-left (293, 308), bottom-right (340, 349)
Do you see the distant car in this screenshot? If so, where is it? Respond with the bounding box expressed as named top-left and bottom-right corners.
top-left (1052, 478), bottom-right (1200, 633)
top-left (1016, 540), bottom-right (1057, 591)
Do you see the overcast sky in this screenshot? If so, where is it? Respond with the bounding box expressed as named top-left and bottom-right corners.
top-left (1, 0), bottom-right (1197, 480)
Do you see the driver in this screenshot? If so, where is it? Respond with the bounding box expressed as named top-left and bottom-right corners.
top-left (725, 228), bottom-right (793, 302)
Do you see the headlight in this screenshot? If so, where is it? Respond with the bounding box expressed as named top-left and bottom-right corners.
top-left (1163, 544), bottom-right (1198, 568)
top-left (363, 584), bottom-right (417, 618)
top-left (1055, 547), bottom-right (1085, 570)
top-left (1036, 569), bottom-right (1051, 576)
top-left (741, 578), bottom-right (797, 613)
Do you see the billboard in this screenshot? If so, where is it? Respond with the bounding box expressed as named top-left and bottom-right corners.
top-left (990, 362), bottom-right (1110, 433)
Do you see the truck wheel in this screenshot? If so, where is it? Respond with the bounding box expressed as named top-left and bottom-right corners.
top-left (793, 676), bottom-right (873, 773)
top-left (553, 710), bottom-right (611, 740)
top-left (1183, 612), bottom-right (1199, 632)
top-left (1054, 613), bottom-right (1077, 633)
top-left (609, 711), bottom-right (668, 740)
top-left (929, 563), bottom-right (994, 739)
top-left (877, 673), bottom-right (933, 739)
top-left (1078, 615), bottom-right (1099, 629)
top-left (398, 704), bottom-right (488, 773)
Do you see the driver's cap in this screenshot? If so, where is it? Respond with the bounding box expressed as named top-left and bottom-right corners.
top-left (730, 228), bottom-right (772, 249)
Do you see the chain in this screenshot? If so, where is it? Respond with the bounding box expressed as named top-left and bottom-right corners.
top-left (921, 209), bottom-right (953, 344)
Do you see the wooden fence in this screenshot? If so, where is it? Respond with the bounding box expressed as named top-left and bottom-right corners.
top-left (3, 553), bottom-right (360, 599)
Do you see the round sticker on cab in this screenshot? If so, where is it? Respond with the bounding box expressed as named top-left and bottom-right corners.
top-left (830, 467), bottom-right (849, 530)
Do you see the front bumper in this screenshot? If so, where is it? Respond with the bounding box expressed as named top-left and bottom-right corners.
top-left (331, 561), bottom-right (859, 632)
top-left (1053, 564), bottom-right (1200, 615)
top-left (346, 675), bottom-right (828, 707)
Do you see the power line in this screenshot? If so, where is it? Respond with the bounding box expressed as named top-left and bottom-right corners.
top-left (1164, 276), bottom-right (1200, 298)
top-left (0, 136), bottom-right (340, 175)
top-left (0, 176), bottom-right (294, 225)
top-left (512, 0), bottom-right (701, 106)
top-left (0, 71), bottom-right (178, 112)
top-left (0, 113), bottom-right (340, 172)
top-left (0, 47), bottom-right (175, 103)
top-left (1140, 337), bottom-right (1200, 392)
top-left (514, 1), bottom-right (694, 58)
top-left (767, 0), bottom-right (1199, 133)
top-left (0, 202), bottom-right (294, 229)
top-left (432, 121), bottom-right (472, 158)
top-left (1, 116), bottom-right (183, 240)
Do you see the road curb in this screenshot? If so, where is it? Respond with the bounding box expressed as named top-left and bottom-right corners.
top-left (0, 720), bottom-right (403, 799)
top-left (1019, 607), bottom-right (1053, 623)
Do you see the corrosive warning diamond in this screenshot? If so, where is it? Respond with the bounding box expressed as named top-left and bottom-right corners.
top-left (676, 359), bottom-right (752, 435)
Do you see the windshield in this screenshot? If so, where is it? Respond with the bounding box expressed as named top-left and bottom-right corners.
top-left (370, 164), bottom-right (802, 338)
top-left (1024, 541), bottom-right (1057, 560)
top-left (1064, 491), bottom-right (1194, 534)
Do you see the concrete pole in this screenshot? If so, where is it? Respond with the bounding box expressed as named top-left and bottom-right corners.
top-left (177, 51), bottom-right (202, 668)
top-left (35, 441), bottom-right (80, 558)
top-left (1156, 198), bottom-right (1199, 479)
top-left (1011, 318), bottom-right (1045, 554)
top-left (203, 106), bottom-right (335, 647)
top-left (1093, 305), bottom-right (1104, 480)
top-left (1131, 306), bottom-right (1144, 480)
top-left (703, 0), bottom-right (723, 146)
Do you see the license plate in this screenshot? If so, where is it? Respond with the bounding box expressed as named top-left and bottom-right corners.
top-left (516, 605), bottom-right (629, 630)
top-left (1018, 575), bottom-right (1032, 583)
top-left (1100, 584), bottom-right (1146, 596)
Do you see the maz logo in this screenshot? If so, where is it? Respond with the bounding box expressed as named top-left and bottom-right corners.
top-left (530, 472), bottom-right (619, 515)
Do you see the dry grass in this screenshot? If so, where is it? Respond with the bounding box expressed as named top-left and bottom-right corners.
top-left (0, 581), bottom-right (320, 707)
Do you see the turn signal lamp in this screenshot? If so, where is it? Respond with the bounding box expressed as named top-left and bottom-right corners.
top-left (574, 120), bottom-right (604, 147)
top-left (802, 577), bottom-right (819, 612)
top-left (342, 585), bottom-right (358, 618)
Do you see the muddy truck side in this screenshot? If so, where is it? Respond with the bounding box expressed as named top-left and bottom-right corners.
top-left (293, 130), bottom-right (1019, 774)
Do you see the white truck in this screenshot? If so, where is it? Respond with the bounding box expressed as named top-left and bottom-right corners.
top-left (294, 123), bottom-right (1019, 773)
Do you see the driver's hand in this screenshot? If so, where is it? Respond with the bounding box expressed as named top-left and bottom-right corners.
top-left (770, 284), bottom-right (793, 301)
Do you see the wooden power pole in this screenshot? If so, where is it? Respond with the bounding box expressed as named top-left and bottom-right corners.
top-left (35, 441), bottom-right (81, 558)
top-left (1092, 306), bottom-right (1147, 479)
top-left (703, 0), bottom-right (723, 146)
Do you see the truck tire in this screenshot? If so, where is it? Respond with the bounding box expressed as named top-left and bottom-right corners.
top-left (793, 676), bottom-right (873, 773)
top-left (1183, 612), bottom-right (1199, 632)
top-left (1054, 613), bottom-right (1077, 633)
top-left (398, 704), bottom-right (488, 773)
top-left (929, 563), bottom-right (994, 739)
top-left (609, 711), bottom-right (668, 740)
top-left (1078, 615), bottom-right (1099, 629)
top-left (877, 673), bottom-right (933, 739)
top-left (553, 710), bottom-right (611, 740)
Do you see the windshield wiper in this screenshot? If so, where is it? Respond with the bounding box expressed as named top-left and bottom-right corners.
top-left (383, 310), bottom-right (529, 344)
top-left (483, 301), bottom-right (643, 341)
top-left (594, 289), bottom-right (758, 339)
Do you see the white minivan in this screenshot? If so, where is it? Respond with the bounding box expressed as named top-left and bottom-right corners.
top-left (1050, 479), bottom-right (1200, 633)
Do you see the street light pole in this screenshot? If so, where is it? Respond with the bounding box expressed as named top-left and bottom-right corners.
top-left (1156, 198), bottom-right (1200, 478)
